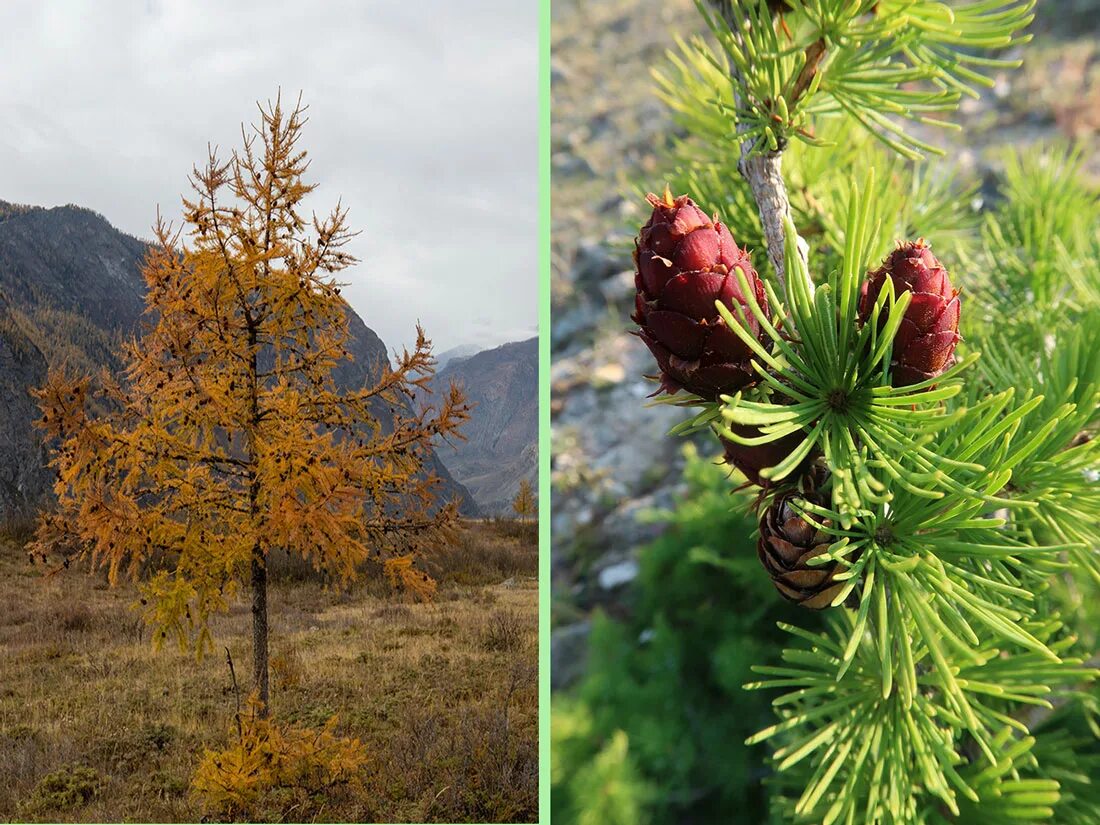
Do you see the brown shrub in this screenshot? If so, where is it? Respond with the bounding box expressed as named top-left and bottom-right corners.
top-left (489, 518), bottom-right (538, 544)
top-left (0, 510), bottom-right (537, 823)
top-left (481, 610), bottom-right (525, 653)
top-left (376, 661), bottom-right (537, 822)
top-left (265, 547), bottom-right (324, 584)
top-left (56, 603), bottom-right (95, 633)
top-left (369, 603), bottom-right (413, 623)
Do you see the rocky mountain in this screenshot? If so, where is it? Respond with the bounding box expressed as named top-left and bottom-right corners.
top-left (0, 199), bottom-right (476, 523)
top-left (0, 292), bottom-right (50, 523)
top-left (427, 338), bottom-right (537, 516)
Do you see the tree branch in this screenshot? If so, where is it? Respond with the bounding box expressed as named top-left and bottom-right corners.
top-left (224, 645), bottom-right (243, 741)
top-left (713, 1), bottom-right (810, 295)
top-left (738, 146), bottom-right (805, 292)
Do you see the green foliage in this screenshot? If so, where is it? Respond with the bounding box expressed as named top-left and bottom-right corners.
top-left (552, 702), bottom-right (653, 825)
top-left (966, 145), bottom-right (1100, 344)
top-left (552, 445), bottom-right (823, 823)
top-left (1024, 693), bottom-right (1100, 825)
top-left (657, 93), bottom-right (980, 282)
top-left (711, 179), bottom-right (979, 521)
top-left (613, 3), bottom-right (1100, 822)
top-left (708, 166), bottom-right (1100, 820)
top-left (784, 124), bottom-right (980, 269)
top-left (749, 613), bottom-right (1096, 823)
top-left (668, 0), bottom-right (1034, 160)
top-left (973, 308), bottom-right (1100, 585)
top-left (961, 146), bottom-right (1100, 593)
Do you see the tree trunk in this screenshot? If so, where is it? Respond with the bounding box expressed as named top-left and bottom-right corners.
top-left (250, 544), bottom-right (270, 717)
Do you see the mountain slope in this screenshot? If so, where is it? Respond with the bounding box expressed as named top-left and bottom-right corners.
top-left (0, 292), bottom-right (50, 521)
top-left (0, 199), bottom-right (476, 522)
top-left (428, 337), bottom-right (538, 515)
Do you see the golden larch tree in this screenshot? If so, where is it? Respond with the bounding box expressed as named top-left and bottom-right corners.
top-left (512, 478), bottom-right (536, 522)
top-left (32, 96), bottom-right (468, 715)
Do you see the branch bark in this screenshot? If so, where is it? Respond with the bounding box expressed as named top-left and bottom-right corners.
top-left (738, 146), bottom-right (803, 293)
top-left (712, 2), bottom-right (813, 295)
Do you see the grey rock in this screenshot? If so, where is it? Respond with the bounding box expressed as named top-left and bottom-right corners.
top-left (550, 58), bottom-right (571, 86)
top-left (551, 323), bottom-right (694, 577)
top-left (601, 487), bottom-right (680, 551)
top-left (586, 112), bottom-right (613, 141)
top-left (597, 193), bottom-right (627, 215)
top-left (573, 239), bottom-right (626, 286)
top-left (0, 301), bottom-right (49, 522)
top-left (435, 343), bottom-right (481, 371)
top-left (597, 558), bottom-right (639, 591)
top-left (551, 621), bottom-right (591, 691)
top-left (607, 14), bottom-right (631, 33)
top-left (598, 269), bottom-right (638, 306)
top-left (551, 303), bottom-right (602, 354)
top-left (552, 152), bottom-right (594, 177)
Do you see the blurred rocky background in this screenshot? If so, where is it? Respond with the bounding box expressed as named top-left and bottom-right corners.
top-left (550, 0), bottom-right (1100, 686)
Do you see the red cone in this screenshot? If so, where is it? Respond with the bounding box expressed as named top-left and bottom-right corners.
top-left (859, 240), bottom-right (961, 386)
top-left (633, 189), bottom-right (769, 399)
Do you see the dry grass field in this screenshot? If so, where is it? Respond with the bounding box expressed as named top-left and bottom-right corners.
top-left (0, 520), bottom-right (538, 823)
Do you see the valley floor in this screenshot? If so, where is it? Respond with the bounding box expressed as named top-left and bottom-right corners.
top-left (0, 521), bottom-right (537, 823)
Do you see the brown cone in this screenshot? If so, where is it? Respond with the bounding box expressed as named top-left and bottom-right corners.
top-left (757, 490), bottom-right (844, 609)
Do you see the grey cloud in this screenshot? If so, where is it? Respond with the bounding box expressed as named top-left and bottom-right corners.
top-left (0, 0), bottom-right (538, 353)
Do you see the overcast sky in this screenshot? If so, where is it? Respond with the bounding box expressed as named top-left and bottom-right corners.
top-left (0, 0), bottom-right (538, 354)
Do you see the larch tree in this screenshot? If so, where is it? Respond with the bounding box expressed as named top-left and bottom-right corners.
top-left (31, 96), bottom-right (469, 716)
top-left (512, 478), bottom-right (536, 522)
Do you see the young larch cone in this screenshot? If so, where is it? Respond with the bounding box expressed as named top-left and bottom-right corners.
top-left (719, 424), bottom-right (815, 490)
top-left (858, 239), bottom-right (961, 386)
top-left (632, 189), bottom-right (770, 399)
top-left (757, 490), bottom-right (844, 609)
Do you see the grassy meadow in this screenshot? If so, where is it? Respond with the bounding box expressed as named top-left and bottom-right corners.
top-left (0, 520), bottom-right (538, 823)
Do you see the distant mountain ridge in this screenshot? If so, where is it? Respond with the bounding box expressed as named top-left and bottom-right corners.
top-left (426, 337), bottom-right (537, 515)
top-left (0, 199), bottom-right (477, 521)
top-left (435, 343), bottom-right (481, 371)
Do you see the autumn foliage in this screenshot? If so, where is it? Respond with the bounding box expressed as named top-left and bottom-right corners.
top-left (382, 553), bottom-right (438, 602)
top-left (190, 693), bottom-right (368, 818)
top-left (512, 478), bottom-right (536, 521)
top-left (31, 95), bottom-right (469, 711)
